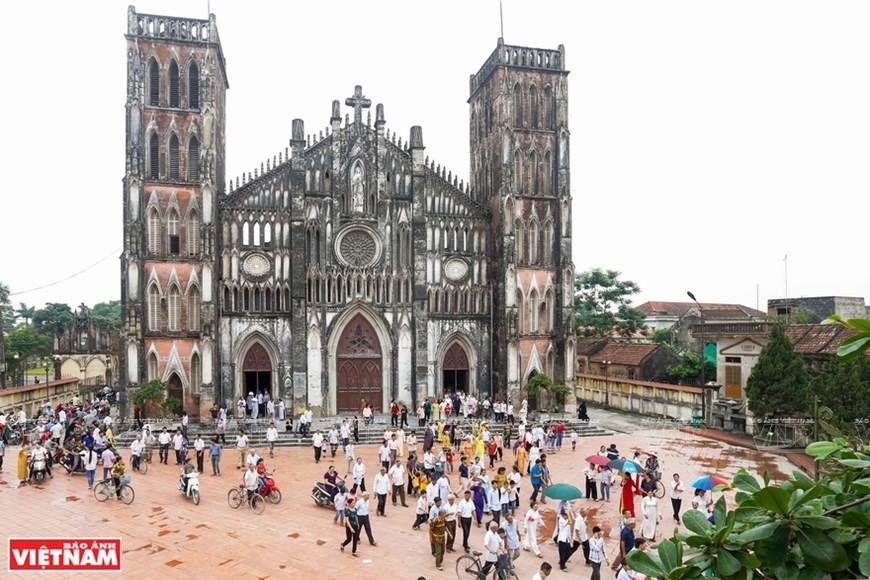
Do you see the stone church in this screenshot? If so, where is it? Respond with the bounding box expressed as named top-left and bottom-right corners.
top-left (120, 7), bottom-right (576, 418)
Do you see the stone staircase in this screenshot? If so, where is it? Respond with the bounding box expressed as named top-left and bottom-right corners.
top-left (112, 416), bottom-right (612, 451)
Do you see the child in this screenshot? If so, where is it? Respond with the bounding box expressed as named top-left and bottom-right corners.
top-left (507, 479), bottom-right (518, 515)
top-left (285, 419), bottom-right (292, 433)
top-left (445, 447), bottom-right (455, 473)
top-left (570, 430), bottom-right (578, 452)
top-left (409, 467), bottom-right (420, 497)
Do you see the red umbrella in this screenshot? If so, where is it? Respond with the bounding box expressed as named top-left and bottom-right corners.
top-left (585, 455), bottom-right (610, 466)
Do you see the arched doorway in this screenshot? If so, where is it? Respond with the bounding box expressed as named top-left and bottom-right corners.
top-left (336, 314), bottom-right (382, 413)
top-left (243, 343), bottom-right (272, 404)
top-left (443, 343), bottom-right (469, 395)
top-left (526, 370), bottom-right (538, 411)
top-left (167, 374), bottom-right (184, 415)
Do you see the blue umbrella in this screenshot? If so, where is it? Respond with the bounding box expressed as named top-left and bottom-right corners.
top-left (608, 459), bottom-right (643, 473)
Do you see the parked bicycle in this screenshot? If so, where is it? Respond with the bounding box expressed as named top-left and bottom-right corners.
top-left (455, 550), bottom-right (517, 580)
top-left (227, 484), bottom-right (265, 515)
top-left (132, 448), bottom-right (151, 474)
top-left (94, 477), bottom-right (135, 505)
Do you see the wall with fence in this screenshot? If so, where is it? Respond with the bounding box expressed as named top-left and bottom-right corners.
top-left (0, 378), bottom-right (81, 418)
top-left (574, 373), bottom-right (703, 422)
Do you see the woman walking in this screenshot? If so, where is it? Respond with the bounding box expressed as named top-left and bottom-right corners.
top-left (640, 489), bottom-right (661, 540)
top-left (340, 497), bottom-right (361, 557)
top-left (619, 472), bottom-right (639, 518)
top-left (521, 500), bottom-right (544, 557)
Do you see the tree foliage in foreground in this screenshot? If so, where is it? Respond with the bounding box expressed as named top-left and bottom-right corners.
top-left (626, 439), bottom-right (870, 579)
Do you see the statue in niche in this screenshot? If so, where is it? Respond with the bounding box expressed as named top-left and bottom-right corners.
top-left (351, 162), bottom-right (365, 213)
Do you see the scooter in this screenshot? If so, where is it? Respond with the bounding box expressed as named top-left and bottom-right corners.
top-left (30, 457), bottom-right (48, 483)
top-left (311, 477), bottom-right (346, 508)
top-left (55, 446), bottom-right (86, 475)
top-left (259, 472), bottom-right (282, 504)
top-left (178, 469), bottom-right (201, 505)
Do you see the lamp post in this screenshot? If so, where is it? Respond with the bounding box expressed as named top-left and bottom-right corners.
top-left (13, 353), bottom-right (20, 387)
top-left (604, 359), bottom-right (612, 406)
top-left (44, 358), bottom-right (51, 386)
top-left (687, 291), bottom-right (707, 422)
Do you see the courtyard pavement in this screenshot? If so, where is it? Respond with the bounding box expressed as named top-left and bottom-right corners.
top-left (0, 425), bottom-right (797, 579)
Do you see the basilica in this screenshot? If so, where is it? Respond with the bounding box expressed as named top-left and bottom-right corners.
top-left (120, 7), bottom-right (576, 418)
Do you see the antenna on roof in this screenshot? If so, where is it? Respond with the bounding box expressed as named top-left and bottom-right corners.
top-left (499, 0), bottom-right (505, 41)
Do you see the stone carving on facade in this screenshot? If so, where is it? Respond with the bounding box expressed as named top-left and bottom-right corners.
top-left (335, 226), bottom-right (381, 268)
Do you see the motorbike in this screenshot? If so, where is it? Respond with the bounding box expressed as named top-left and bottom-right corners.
top-left (30, 457), bottom-right (48, 483)
top-left (311, 477), bottom-right (346, 508)
top-left (54, 445), bottom-right (86, 475)
top-left (178, 469), bottom-right (201, 505)
top-left (259, 473), bottom-right (282, 504)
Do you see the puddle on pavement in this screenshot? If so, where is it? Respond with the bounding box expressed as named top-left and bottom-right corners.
top-left (152, 506), bottom-right (164, 513)
top-left (186, 534), bottom-right (198, 541)
top-left (315, 539), bottom-right (326, 546)
top-left (66, 496), bottom-right (80, 502)
top-left (196, 523), bottom-right (210, 529)
top-left (218, 559), bottom-right (233, 566)
top-left (165, 560), bottom-right (183, 567)
top-left (287, 532), bottom-right (299, 538)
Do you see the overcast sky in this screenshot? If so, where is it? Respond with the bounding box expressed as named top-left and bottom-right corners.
top-left (2, 1), bottom-right (868, 314)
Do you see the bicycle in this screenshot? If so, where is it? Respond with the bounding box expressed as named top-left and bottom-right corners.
top-left (455, 550), bottom-right (518, 580)
top-left (646, 470), bottom-right (666, 499)
top-left (131, 449), bottom-right (151, 474)
top-left (94, 478), bottom-right (135, 505)
top-left (227, 484), bottom-right (265, 515)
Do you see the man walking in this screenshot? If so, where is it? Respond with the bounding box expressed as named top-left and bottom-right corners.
top-left (235, 429), bottom-right (249, 469)
top-left (374, 466), bottom-right (390, 517)
top-left (172, 428), bottom-right (184, 465)
top-left (266, 422), bottom-right (279, 458)
top-left (530, 459), bottom-right (543, 502)
top-left (457, 489), bottom-right (475, 553)
top-left (356, 491), bottom-right (377, 546)
top-left (444, 493), bottom-right (459, 553)
top-left (429, 508), bottom-right (450, 571)
top-left (312, 429), bottom-right (324, 464)
top-left (501, 512), bottom-right (521, 561)
top-left (556, 507), bottom-right (574, 571)
top-left (389, 460), bottom-right (408, 507)
top-left (157, 427), bottom-right (171, 464)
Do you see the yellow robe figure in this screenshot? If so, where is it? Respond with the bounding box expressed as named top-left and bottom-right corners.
top-left (516, 444), bottom-right (528, 475)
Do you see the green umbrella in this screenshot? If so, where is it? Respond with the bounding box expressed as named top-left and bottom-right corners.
top-left (543, 483), bottom-right (583, 501)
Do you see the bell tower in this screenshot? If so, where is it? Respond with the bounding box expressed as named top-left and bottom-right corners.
top-left (120, 7), bottom-right (228, 418)
top-left (469, 39), bottom-right (576, 407)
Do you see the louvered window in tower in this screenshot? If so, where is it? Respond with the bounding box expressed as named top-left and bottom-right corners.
top-left (148, 58), bottom-right (159, 106)
top-left (530, 85), bottom-right (539, 129)
top-left (168, 286), bottom-right (181, 331)
top-left (148, 133), bottom-right (159, 179)
top-left (147, 285), bottom-right (160, 331)
top-left (188, 62), bottom-right (199, 109)
top-left (528, 221), bottom-right (538, 264)
top-left (188, 136), bottom-right (200, 181)
top-left (190, 353), bottom-right (201, 392)
top-left (147, 209), bottom-right (160, 254)
top-left (188, 287), bottom-right (200, 331)
top-left (168, 134), bottom-right (179, 180)
top-left (168, 60), bottom-right (179, 108)
top-left (513, 83), bottom-right (524, 128)
top-left (167, 209), bottom-right (179, 255)
top-left (187, 211), bottom-right (199, 255)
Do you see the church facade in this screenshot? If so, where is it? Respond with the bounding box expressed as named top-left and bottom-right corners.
top-left (120, 7), bottom-right (576, 418)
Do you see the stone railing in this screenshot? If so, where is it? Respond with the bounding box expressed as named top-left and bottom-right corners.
top-left (574, 373), bottom-right (703, 422)
top-left (0, 378), bottom-right (80, 418)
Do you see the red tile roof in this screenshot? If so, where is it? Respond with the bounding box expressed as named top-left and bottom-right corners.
top-left (574, 337), bottom-right (607, 356)
top-left (786, 324), bottom-right (857, 356)
top-left (635, 301), bottom-right (765, 320)
top-left (588, 342), bottom-right (661, 366)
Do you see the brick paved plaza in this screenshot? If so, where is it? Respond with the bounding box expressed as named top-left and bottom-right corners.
top-left (0, 425), bottom-right (796, 579)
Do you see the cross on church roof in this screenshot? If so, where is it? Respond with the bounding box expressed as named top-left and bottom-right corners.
top-left (345, 85), bottom-right (371, 128)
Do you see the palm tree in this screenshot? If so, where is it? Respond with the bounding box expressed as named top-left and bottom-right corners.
top-left (16, 303), bottom-right (35, 326)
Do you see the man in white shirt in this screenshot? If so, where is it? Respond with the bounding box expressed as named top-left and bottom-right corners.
top-left (243, 463), bottom-right (259, 498)
top-left (235, 429), bottom-right (249, 469)
top-left (378, 441), bottom-right (392, 470)
top-left (444, 493), bottom-right (459, 553)
top-left (172, 428), bottom-right (184, 465)
top-left (158, 427), bottom-right (171, 464)
top-left (573, 507), bottom-right (590, 564)
top-left (193, 433), bottom-right (206, 472)
top-left (266, 422), bottom-right (279, 458)
top-left (457, 489), bottom-right (475, 553)
top-left (345, 442), bottom-right (356, 477)
top-left (480, 521), bottom-right (501, 576)
top-left (374, 466), bottom-right (390, 517)
top-left (356, 491), bottom-right (377, 546)
top-left (389, 460), bottom-right (408, 507)
top-left (328, 426), bottom-right (340, 458)
top-left (130, 435), bottom-right (146, 472)
top-left (351, 456), bottom-right (366, 494)
top-left (556, 508), bottom-right (574, 571)
top-left (312, 429), bottom-right (324, 463)
top-left (531, 562), bottom-right (553, 580)
top-left (436, 472), bottom-right (451, 502)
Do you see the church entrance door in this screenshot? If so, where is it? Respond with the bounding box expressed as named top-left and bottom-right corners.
top-left (442, 343), bottom-right (469, 395)
top-left (336, 314), bottom-right (382, 413)
top-left (167, 374), bottom-right (184, 415)
top-left (243, 343), bottom-right (272, 407)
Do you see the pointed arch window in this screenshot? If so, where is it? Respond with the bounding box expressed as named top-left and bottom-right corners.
top-left (264, 222), bottom-right (272, 248)
top-left (190, 352), bottom-right (201, 393)
top-left (167, 209), bottom-right (179, 255)
top-left (513, 150), bottom-right (523, 193)
top-left (543, 86), bottom-right (554, 129)
top-left (187, 211), bottom-right (200, 255)
top-left (530, 85), bottom-right (539, 129)
top-left (188, 136), bottom-right (200, 181)
top-left (242, 221), bottom-right (250, 246)
top-left (147, 285), bottom-right (160, 331)
top-left (168, 285), bottom-right (181, 331)
top-left (147, 353), bottom-right (158, 381)
top-left (168, 134), bottom-right (179, 180)
top-left (513, 83), bottom-right (524, 128)
top-left (148, 133), bottom-right (159, 179)
top-left (529, 290), bottom-right (540, 333)
top-left (514, 219), bottom-right (524, 262)
top-left (528, 220), bottom-right (538, 264)
top-left (168, 60), bottom-right (180, 108)
top-left (543, 151), bottom-right (552, 195)
top-left (147, 58), bottom-right (159, 106)
top-left (188, 286), bottom-right (200, 331)
top-left (530, 151), bottom-right (538, 195)
top-left (515, 290), bottom-right (525, 334)
top-left (188, 62), bottom-right (199, 109)
top-left (147, 208), bottom-right (160, 254)
top-left (253, 222), bottom-right (261, 246)
top-left (543, 220), bottom-right (554, 264)
top-left (545, 289), bottom-right (555, 332)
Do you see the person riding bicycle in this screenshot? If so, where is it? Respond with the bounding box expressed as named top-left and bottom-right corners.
top-left (111, 456), bottom-right (126, 500)
top-left (644, 453), bottom-right (660, 480)
top-left (179, 456), bottom-right (197, 495)
top-left (244, 463), bottom-right (259, 500)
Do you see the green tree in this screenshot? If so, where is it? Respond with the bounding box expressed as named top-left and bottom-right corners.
top-left (813, 355), bottom-right (870, 436)
top-left (665, 352), bottom-right (716, 386)
top-left (524, 373), bottom-right (553, 396)
top-left (91, 300), bottom-right (121, 330)
top-left (32, 302), bottom-right (74, 338)
top-left (745, 323), bottom-right (811, 417)
top-left (625, 439), bottom-right (870, 579)
top-left (0, 282), bottom-right (13, 333)
top-left (649, 328), bottom-right (672, 345)
top-left (15, 302), bottom-right (35, 326)
top-left (574, 268), bottom-right (646, 337)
